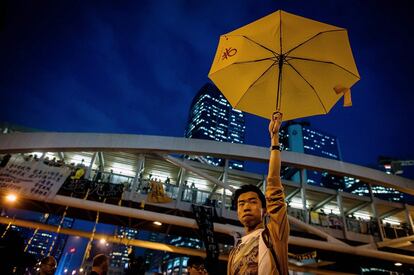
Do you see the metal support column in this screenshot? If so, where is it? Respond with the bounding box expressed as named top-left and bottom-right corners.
top-left (130, 154), bottom-right (145, 193)
top-left (405, 204), bottom-right (414, 234)
top-left (368, 184), bottom-right (385, 240)
top-left (221, 159), bottom-right (229, 217)
top-left (337, 191), bottom-right (349, 239)
top-left (175, 168), bottom-right (186, 208)
top-left (84, 152), bottom-right (97, 180)
top-left (300, 169), bottom-right (309, 223)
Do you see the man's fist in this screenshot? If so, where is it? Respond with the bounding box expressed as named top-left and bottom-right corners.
top-left (269, 112), bottom-right (283, 138)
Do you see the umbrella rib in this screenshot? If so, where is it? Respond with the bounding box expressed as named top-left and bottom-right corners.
top-left (233, 57), bottom-right (276, 65)
top-left (285, 60), bottom-right (328, 114)
top-left (285, 29), bottom-right (345, 56)
top-left (288, 56), bottom-right (360, 79)
top-left (234, 62), bottom-right (277, 107)
top-left (241, 35), bottom-right (278, 56)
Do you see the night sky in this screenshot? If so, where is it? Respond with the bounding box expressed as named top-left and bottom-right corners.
top-left (1, 1), bottom-right (414, 178)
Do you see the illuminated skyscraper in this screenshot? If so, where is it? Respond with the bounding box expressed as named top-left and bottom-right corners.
top-left (280, 122), bottom-right (403, 201)
top-left (185, 83), bottom-right (245, 170)
top-left (109, 226), bottom-right (139, 269)
top-left (280, 121), bottom-right (344, 189)
top-left (25, 213), bottom-right (74, 261)
top-left (163, 236), bottom-right (202, 274)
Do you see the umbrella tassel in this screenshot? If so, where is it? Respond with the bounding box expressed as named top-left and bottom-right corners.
top-left (334, 85), bottom-right (352, 107)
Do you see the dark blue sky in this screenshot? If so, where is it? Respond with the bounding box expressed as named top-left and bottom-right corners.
top-left (1, 0), bottom-right (413, 177)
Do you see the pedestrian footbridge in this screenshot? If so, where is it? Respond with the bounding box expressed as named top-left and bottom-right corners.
top-left (1, 132), bottom-right (414, 273)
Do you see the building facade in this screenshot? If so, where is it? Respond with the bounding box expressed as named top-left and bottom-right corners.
top-left (185, 83), bottom-right (245, 170)
top-left (280, 121), bottom-right (344, 189)
top-left (109, 226), bottom-right (139, 269)
top-left (25, 213), bottom-right (74, 261)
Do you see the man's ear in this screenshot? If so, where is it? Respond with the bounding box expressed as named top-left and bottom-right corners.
top-left (261, 208), bottom-right (267, 218)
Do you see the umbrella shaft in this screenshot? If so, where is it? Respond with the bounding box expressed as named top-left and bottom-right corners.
top-left (276, 56), bottom-right (284, 111)
top-left (278, 54), bottom-right (284, 69)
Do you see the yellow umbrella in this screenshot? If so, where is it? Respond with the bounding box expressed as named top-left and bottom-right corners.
top-left (208, 10), bottom-right (360, 121)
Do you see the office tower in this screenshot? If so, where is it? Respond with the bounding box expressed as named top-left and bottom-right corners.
top-left (25, 213), bottom-right (74, 261)
top-left (280, 121), bottom-right (344, 189)
top-left (185, 83), bottom-right (245, 170)
top-left (163, 236), bottom-right (202, 274)
top-left (109, 226), bottom-right (139, 269)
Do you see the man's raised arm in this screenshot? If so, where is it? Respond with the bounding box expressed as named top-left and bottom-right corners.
top-left (266, 112), bottom-right (289, 275)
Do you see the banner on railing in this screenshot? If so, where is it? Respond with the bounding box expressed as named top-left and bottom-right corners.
top-left (0, 155), bottom-right (71, 200)
top-left (192, 205), bottom-right (219, 274)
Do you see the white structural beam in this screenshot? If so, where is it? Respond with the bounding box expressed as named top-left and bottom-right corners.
top-left (129, 154), bottom-right (145, 194)
top-left (337, 191), bottom-right (349, 240)
top-left (300, 169), bottom-right (309, 224)
top-left (221, 159), bottom-right (229, 216)
top-left (58, 152), bottom-right (65, 161)
top-left (175, 167), bottom-right (186, 208)
top-left (288, 215), bottom-right (348, 246)
top-left (286, 188), bottom-right (301, 201)
top-left (288, 235), bottom-right (414, 264)
top-left (405, 204), bottom-right (414, 234)
top-left (0, 217), bottom-right (342, 274)
top-left (11, 194), bottom-right (414, 264)
top-left (376, 235), bottom-right (414, 248)
top-left (0, 216), bottom-right (228, 261)
top-left (311, 194), bottom-right (336, 211)
top-left (84, 152), bottom-right (97, 179)
top-left (378, 208), bottom-right (405, 220)
top-left (49, 195), bottom-right (243, 235)
top-left (1, 132), bottom-right (413, 195)
top-left (159, 154), bottom-right (235, 193)
top-left (98, 152), bottom-right (105, 167)
top-left (345, 201), bottom-right (371, 216)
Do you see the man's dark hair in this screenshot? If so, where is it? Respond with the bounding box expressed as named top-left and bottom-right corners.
top-left (233, 184), bottom-right (266, 209)
top-left (92, 254), bottom-right (108, 267)
top-left (187, 256), bottom-right (204, 267)
top-left (40, 256), bottom-right (55, 265)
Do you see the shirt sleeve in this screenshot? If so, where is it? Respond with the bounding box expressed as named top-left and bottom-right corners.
top-left (266, 176), bottom-right (290, 275)
top-left (265, 176), bottom-right (289, 242)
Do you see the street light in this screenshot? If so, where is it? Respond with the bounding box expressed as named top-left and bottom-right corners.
top-left (5, 194), bottom-right (17, 202)
top-left (394, 262), bottom-right (402, 266)
top-left (153, 221), bottom-right (162, 226)
top-left (99, 238), bottom-right (106, 245)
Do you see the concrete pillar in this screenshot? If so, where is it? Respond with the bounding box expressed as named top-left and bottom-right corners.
top-left (84, 152), bottom-right (97, 180)
top-left (130, 154), bottom-right (145, 193)
top-left (175, 168), bottom-right (186, 208)
top-left (404, 204), bottom-right (414, 234)
top-left (368, 184), bottom-right (385, 240)
top-left (221, 159), bottom-right (229, 217)
top-left (300, 169), bottom-right (309, 223)
top-left (337, 191), bottom-right (349, 239)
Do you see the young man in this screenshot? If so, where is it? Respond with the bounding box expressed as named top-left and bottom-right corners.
top-left (187, 256), bottom-right (208, 275)
top-left (38, 256), bottom-right (57, 275)
top-left (227, 112), bottom-right (289, 275)
top-left (90, 254), bottom-right (109, 275)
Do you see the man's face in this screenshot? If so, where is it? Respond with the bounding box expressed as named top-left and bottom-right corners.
top-left (40, 258), bottom-right (57, 275)
top-left (237, 191), bottom-right (264, 229)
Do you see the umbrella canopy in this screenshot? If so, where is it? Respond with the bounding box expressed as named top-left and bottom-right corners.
top-left (208, 10), bottom-right (360, 121)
